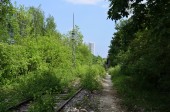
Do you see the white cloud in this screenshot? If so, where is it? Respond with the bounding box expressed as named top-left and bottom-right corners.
top-left (66, 0), bottom-right (102, 5)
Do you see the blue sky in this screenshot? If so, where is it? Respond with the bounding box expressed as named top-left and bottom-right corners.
top-left (12, 0), bottom-right (116, 58)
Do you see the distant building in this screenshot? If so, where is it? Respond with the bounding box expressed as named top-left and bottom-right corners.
top-left (88, 42), bottom-right (95, 55)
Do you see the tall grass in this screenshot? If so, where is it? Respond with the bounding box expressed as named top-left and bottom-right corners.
top-left (108, 65), bottom-right (170, 112)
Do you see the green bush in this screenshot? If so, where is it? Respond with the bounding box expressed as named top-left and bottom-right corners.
top-left (75, 65), bottom-right (89, 78)
top-left (0, 43), bottom-right (28, 80)
top-left (81, 65), bottom-right (105, 91)
top-left (108, 65), bottom-right (121, 77)
top-left (109, 65), bottom-right (170, 112)
top-left (0, 70), bottom-right (61, 111)
top-left (28, 93), bottom-right (55, 112)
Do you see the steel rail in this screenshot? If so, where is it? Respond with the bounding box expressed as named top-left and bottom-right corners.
top-left (56, 88), bottom-right (83, 112)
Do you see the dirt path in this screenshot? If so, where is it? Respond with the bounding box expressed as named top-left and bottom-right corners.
top-left (99, 73), bottom-right (125, 112)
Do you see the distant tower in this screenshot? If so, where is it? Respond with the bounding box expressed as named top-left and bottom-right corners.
top-left (72, 13), bottom-right (76, 68)
top-left (88, 42), bottom-right (95, 55)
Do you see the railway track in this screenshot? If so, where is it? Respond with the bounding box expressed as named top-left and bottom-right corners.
top-left (7, 88), bottom-right (83, 112)
top-left (7, 98), bottom-right (33, 112)
top-left (55, 88), bottom-right (83, 112)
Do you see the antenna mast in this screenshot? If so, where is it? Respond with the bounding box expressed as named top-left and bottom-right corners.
top-left (72, 13), bottom-right (76, 68)
top-left (73, 13), bottom-right (74, 31)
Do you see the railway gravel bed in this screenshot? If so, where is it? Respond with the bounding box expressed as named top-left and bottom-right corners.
top-left (62, 90), bottom-right (100, 112)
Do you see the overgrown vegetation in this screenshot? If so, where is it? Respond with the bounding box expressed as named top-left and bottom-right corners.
top-left (81, 65), bottom-right (105, 91)
top-left (28, 93), bottom-right (55, 112)
top-left (107, 0), bottom-right (170, 111)
top-left (0, 1), bottom-right (105, 111)
top-left (109, 66), bottom-right (170, 112)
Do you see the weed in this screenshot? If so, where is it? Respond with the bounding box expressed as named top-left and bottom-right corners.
top-left (109, 66), bottom-right (170, 112)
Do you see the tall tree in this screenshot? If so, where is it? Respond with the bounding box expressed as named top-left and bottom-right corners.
top-left (108, 0), bottom-right (170, 35)
top-left (108, 0), bottom-right (170, 91)
top-left (0, 0), bottom-right (13, 42)
top-left (28, 6), bottom-right (45, 37)
top-left (16, 5), bottom-right (30, 38)
top-left (45, 15), bottom-right (56, 36)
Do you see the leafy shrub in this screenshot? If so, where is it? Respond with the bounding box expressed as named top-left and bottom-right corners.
top-left (81, 65), bottom-right (105, 91)
top-left (75, 65), bottom-right (89, 78)
top-left (0, 43), bottom-right (28, 80)
top-left (18, 70), bottom-right (62, 98)
top-left (109, 65), bottom-right (170, 112)
top-left (108, 65), bottom-right (121, 77)
top-left (0, 70), bottom-right (61, 111)
top-left (28, 93), bottom-right (55, 112)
